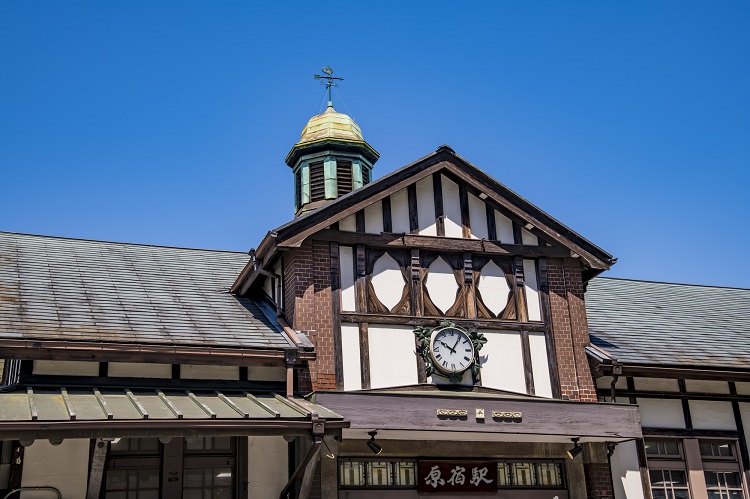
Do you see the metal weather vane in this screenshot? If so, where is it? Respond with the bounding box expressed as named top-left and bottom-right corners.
top-left (314, 66), bottom-right (344, 106)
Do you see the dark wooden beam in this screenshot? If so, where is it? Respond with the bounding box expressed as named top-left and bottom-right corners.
top-left (355, 245), bottom-right (367, 313)
top-left (86, 439), bottom-right (108, 499)
top-left (514, 257), bottom-right (529, 323)
top-left (410, 249), bottom-right (423, 318)
top-left (313, 230), bottom-right (572, 258)
top-left (463, 252), bottom-right (476, 319)
top-left (730, 382), bottom-right (750, 471)
top-left (459, 184), bottom-right (471, 239)
top-left (355, 210), bottom-right (365, 233)
top-left (382, 196), bottom-right (392, 233)
top-left (485, 203), bottom-right (496, 241)
top-left (407, 184), bottom-right (419, 233)
top-left (359, 323), bottom-right (371, 389)
top-left (520, 330), bottom-right (535, 396)
top-left (340, 313), bottom-right (546, 332)
top-left (433, 173), bottom-right (445, 237)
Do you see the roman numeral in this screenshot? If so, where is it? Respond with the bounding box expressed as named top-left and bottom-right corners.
top-left (436, 354), bottom-right (442, 360)
top-left (442, 360), bottom-right (448, 367)
top-left (464, 356), bottom-right (470, 362)
top-left (451, 363), bottom-right (456, 370)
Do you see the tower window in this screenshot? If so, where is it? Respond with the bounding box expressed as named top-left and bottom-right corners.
top-left (309, 161), bottom-right (325, 202)
top-left (337, 160), bottom-right (353, 195)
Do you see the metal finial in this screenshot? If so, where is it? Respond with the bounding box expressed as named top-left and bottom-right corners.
top-left (313, 66), bottom-right (344, 107)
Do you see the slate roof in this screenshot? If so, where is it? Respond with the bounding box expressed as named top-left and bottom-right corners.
top-left (586, 277), bottom-right (750, 369)
top-left (0, 232), bottom-right (294, 349)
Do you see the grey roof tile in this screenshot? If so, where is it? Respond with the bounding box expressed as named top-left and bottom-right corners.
top-left (586, 277), bottom-right (750, 369)
top-left (0, 232), bottom-right (293, 350)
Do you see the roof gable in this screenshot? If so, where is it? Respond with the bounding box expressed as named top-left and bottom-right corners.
top-left (239, 146), bottom-right (613, 292)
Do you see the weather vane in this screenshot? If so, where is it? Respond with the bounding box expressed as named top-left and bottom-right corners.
top-left (314, 66), bottom-right (344, 107)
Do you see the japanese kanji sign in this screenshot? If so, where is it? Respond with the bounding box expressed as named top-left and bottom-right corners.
top-left (418, 461), bottom-right (497, 493)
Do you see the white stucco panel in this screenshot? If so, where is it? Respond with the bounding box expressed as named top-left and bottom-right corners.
top-left (633, 378), bottom-right (679, 392)
top-left (521, 229), bottom-right (538, 246)
top-left (181, 365), bottom-right (239, 380)
top-left (340, 246), bottom-right (356, 312)
top-left (596, 376), bottom-right (628, 390)
top-left (371, 253), bottom-right (405, 311)
top-left (341, 323), bottom-right (362, 391)
top-left (637, 398), bottom-right (686, 428)
top-left (364, 201), bottom-right (384, 235)
top-left (416, 175), bottom-right (437, 236)
top-left (478, 329), bottom-right (526, 394)
top-left (425, 257), bottom-right (458, 313)
top-left (737, 382), bottom-right (750, 396)
top-left (21, 439), bottom-right (89, 498)
top-left (368, 324), bottom-right (418, 389)
top-left (685, 380), bottom-right (730, 394)
top-left (477, 260), bottom-right (511, 316)
top-left (339, 214), bottom-right (356, 232)
top-left (467, 193), bottom-right (488, 240)
top-left (441, 175), bottom-right (463, 238)
top-left (689, 400), bottom-right (736, 430)
top-left (494, 211), bottom-right (514, 243)
top-left (528, 332), bottom-right (552, 398)
top-left (247, 436), bottom-right (288, 499)
top-left (390, 189), bottom-right (411, 234)
top-left (523, 259), bottom-right (541, 321)
top-left (33, 360), bottom-right (99, 376)
top-left (109, 362), bottom-right (171, 378)
top-left (610, 440), bottom-right (646, 499)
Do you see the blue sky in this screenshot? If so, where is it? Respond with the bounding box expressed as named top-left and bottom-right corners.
top-left (2, 2), bottom-right (749, 287)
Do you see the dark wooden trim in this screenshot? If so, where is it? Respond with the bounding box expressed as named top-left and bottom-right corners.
top-left (538, 258), bottom-right (561, 399)
top-left (340, 313), bottom-right (546, 331)
top-left (459, 184), bottom-right (471, 238)
top-left (463, 252), bottom-right (476, 319)
top-left (382, 196), bottom-right (392, 233)
top-left (161, 437), bottom-right (184, 498)
top-left (98, 362), bottom-right (108, 378)
top-left (9, 442), bottom-right (24, 490)
top-left (354, 245), bottom-right (367, 314)
top-left (513, 257), bottom-right (529, 323)
top-left (603, 364), bottom-right (750, 383)
top-left (407, 184), bottom-right (419, 233)
top-left (678, 379), bottom-right (693, 429)
top-left (172, 364), bottom-right (181, 380)
top-left (512, 221), bottom-right (523, 245)
top-left (520, 330), bottom-right (535, 396)
top-left (239, 366), bottom-right (248, 381)
top-left (237, 436), bottom-right (249, 499)
top-left (313, 230), bottom-right (571, 258)
top-left (597, 388), bottom-right (750, 404)
top-left (330, 242), bottom-right (345, 391)
top-left (635, 438), bottom-right (652, 499)
top-left (486, 203), bottom-right (496, 241)
top-left (359, 323), bottom-right (371, 389)
top-left (355, 210), bottom-right (365, 233)
top-left (627, 377), bottom-right (637, 405)
top-left (433, 172), bottom-right (445, 237)
top-left (415, 333), bottom-right (428, 384)
top-left (410, 249), bottom-right (423, 318)
top-left (729, 382), bottom-right (750, 470)
top-left (642, 428), bottom-right (740, 438)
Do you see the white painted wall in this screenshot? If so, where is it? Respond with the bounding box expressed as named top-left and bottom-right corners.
top-left (181, 365), bottom-right (239, 380)
top-left (416, 175), bottom-right (437, 236)
top-left (736, 382), bottom-right (750, 396)
top-left (633, 378), bottom-right (679, 392)
top-left (425, 257), bottom-right (458, 313)
top-left (370, 253), bottom-right (405, 311)
top-left (33, 360), bottom-right (99, 376)
top-left (341, 323), bottom-right (362, 391)
top-left (441, 175), bottom-right (463, 238)
top-left (523, 259), bottom-right (541, 321)
top-left (689, 400), bottom-right (736, 430)
top-left (21, 439), bottom-right (89, 499)
top-left (685, 380), bottom-right (729, 394)
top-left (494, 211), bottom-right (515, 243)
top-left (610, 440), bottom-right (646, 499)
top-left (247, 436), bottom-right (288, 499)
top-left (476, 260), bottom-right (511, 316)
top-left (521, 229), bottom-right (538, 246)
top-left (339, 214), bottom-right (356, 232)
top-left (390, 189), bottom-right (411, 234)
top-left (367, 324), bottom-right (418, 389)
top-left (109, 362), bottom-right (171, 378)
top-left (247, 366), bottom-right (286, 382)
top-left (528, 332), bottom-right (552, 398)
top-left (637, 398), bottom-right (686, 428)
top-left (478, 329), bottom-right (526, 394)
top-left (467, 193), bottom-right (488, 240)
top-left (340, 246), bottom-right (356, 312)
top-left (364, 201), bottom-right (384, 235)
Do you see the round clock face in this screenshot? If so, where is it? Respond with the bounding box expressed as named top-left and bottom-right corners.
top-left (429, 327), bottom-right (475, 375)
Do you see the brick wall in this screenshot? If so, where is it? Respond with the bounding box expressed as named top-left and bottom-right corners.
top-left (283, 239), bottom-right (337, 392)
top-left (546, 257), bottom-right (598, 402)
top-left (584, 462), bottom-right (614, 499)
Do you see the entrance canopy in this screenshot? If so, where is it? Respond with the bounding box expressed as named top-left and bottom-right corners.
top-left (313, 385), bottom-right (641, 443)
top-left (0, 385), bottom-right (346, 440)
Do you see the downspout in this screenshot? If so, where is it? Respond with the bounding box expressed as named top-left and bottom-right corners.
top-left (610, 363), bottom-right (623, 403)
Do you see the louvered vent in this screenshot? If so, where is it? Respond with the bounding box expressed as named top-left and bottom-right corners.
top-left (295, 170), bottom-right (302, 208)
top-left (309, 161), bottom-right (325, 201)
top-left (337, 161), bottom-right (353, 195)
top-left (362, 167), bottom-right (371, 185)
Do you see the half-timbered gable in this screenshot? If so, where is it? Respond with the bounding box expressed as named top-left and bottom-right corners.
top-left (233, 145), bottom-right (616, 402)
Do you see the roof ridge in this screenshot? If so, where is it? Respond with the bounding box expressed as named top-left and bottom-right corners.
top-left (0, 230), bottom-right (248, 255)
top-left (595, 276), bottom-right (750, 292)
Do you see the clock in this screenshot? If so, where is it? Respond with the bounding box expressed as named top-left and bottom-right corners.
top-left (429, 326), bottom-right (475, 376)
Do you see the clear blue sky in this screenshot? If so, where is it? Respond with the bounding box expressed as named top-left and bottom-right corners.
top-left (2, 2), bottom-right (749, 287)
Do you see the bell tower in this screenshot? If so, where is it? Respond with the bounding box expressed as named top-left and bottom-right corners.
top-left (286, 68), bottom-right (379, 216)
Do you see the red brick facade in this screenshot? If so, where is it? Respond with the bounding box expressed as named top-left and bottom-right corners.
top-left (283, 239), bottom-right (337, 392)
top-left (546, 257), bottom-right (598, 402)
top-left (584, 462), bottom-right (614, 499)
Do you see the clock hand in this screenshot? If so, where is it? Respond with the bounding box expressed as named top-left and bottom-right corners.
top-left (440, 341), bottom-right (457, 354)
top-left (452, 337), bottom-right (460, 351)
